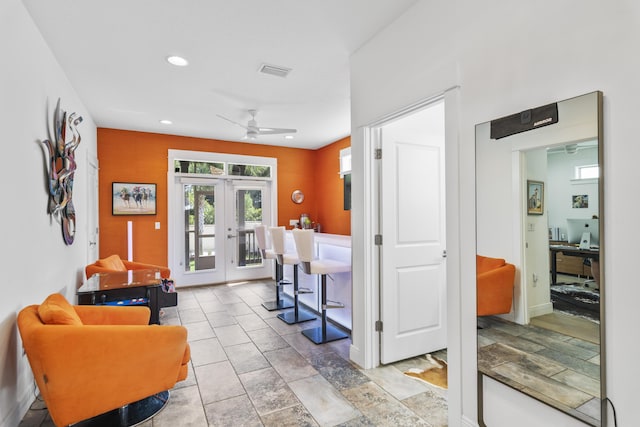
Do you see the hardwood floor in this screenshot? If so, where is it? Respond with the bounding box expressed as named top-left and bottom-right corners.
top-left (530, 311), bottom-right (599, 345)
top-left (478, 313), bottom-right (601, 425)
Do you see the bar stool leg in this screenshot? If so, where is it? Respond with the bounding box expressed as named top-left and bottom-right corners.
top-left (262, 260), bottom-right (293, 311)
top-left (277, 265), bottom-right (316, 324)
top-left (301, 274), bottom-right (348, 344)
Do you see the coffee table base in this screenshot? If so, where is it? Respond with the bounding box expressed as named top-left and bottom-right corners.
top-left (72, 391), bottom-right (169, 427)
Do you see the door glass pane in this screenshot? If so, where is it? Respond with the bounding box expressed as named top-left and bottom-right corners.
top-left (184, 184), bottom-right (216, 271)
top-left (235, 188), bottom-right (263, 267)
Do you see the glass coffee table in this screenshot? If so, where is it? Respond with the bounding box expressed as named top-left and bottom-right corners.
top-left (77, 269), bottom-right (177, 324)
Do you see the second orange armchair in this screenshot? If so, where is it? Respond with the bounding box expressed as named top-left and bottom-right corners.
top-left (476, 255), bottom-right (516, 316)
top-left (85, 254), bottom-right (171, 279)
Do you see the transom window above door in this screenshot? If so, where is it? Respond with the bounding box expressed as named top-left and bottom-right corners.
top-left (174, 160), bottom-right (272, 178)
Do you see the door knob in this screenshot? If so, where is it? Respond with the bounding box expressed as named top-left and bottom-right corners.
top-left (227, 234), bottom-right (236, 239)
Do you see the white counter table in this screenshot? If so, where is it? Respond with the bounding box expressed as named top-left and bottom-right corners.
top-left (281, 231), bottom-right (352, 330)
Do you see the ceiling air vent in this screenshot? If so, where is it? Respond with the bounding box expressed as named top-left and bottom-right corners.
top-left (258, 63), bottom-right (292, 78)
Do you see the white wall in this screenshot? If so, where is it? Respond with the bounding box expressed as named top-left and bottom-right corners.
top-left (350, 0), bottom-right (639, 426)
top-left (547, 146), bottom-right (599, 237)
top-left (0, 1), bottom-right (97, 426)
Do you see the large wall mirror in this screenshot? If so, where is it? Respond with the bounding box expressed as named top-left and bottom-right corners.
top-left (475, 91), bottom-right (605, 426)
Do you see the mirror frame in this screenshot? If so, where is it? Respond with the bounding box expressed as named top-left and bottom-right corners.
top-left (475, 91), bottom-right (605, 426)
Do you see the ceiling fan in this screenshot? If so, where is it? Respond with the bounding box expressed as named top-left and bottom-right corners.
top-left (216, 109), bottom-right (297, 140)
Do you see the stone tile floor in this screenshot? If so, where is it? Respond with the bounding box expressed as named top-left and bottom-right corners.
top-left (19, 280), bottom-right (448, 427)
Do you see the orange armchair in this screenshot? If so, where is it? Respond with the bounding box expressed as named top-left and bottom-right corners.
top-left (85, 254), bottom-right (171, 279)
top-left (17, 293), bottom-right (190, 427)
top-left (477, 255), bottom-right (516, 316)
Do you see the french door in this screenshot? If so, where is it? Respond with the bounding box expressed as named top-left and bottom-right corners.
top-left (171, 177), bottom-right (272, 286)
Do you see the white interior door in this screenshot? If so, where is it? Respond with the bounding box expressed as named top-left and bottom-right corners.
top-left (380, 100), bottom-right (447, 364)
top-left (87, 155), bottom-right (99, 263)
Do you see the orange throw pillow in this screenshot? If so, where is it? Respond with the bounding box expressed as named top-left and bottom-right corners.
top-left (95, 254), bottom-right (126, 272)
top-left (38, 293), bottom-right (83, 325)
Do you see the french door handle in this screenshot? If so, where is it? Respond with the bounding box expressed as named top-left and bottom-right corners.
top-left (227, 234), bottom-right (236, 239)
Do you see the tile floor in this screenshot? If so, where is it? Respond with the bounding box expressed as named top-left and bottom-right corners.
top-left (19, 280), bottom-right (448, 427)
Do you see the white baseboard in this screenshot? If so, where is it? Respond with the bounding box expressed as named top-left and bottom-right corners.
top-left (461, 414), bottom-right (479, 427)
top-left (349, 343), bottom-right (365, 368)
top-left (1, 388), bottom-right (34, 427)
top-left (528, 302), bottom-right (553, 318)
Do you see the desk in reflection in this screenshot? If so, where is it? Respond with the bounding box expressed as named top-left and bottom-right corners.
top-left (549, 244), bottom-right (599, 286)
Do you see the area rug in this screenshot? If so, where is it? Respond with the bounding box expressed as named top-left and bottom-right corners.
top-left (550, 284), bottom-right (600, 323)
top-left (403, 354), bottom-right (448, 389)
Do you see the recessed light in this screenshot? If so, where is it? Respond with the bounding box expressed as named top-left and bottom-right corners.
top-left (284, 135), bottom-right (294, 140)
top-left (159, 119), bottom-right (173, 125)
top-left (166, 56), bottom-right (188, 67)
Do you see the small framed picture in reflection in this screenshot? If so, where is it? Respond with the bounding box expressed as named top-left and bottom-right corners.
top-left (572, 194), bottom-right (589, 208)
top-left (527, 180), bottom-right (544, 215)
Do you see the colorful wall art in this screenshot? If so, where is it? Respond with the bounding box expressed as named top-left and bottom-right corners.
top-left (42, 98), bottom-right (83, 245)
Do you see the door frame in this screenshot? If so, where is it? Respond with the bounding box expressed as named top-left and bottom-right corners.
top-left (354, 86), bottom-right (461, 370)
top-left (167, 149), bottom-right (277, 286)
top-left (86, 153), bottom-right (99, 264)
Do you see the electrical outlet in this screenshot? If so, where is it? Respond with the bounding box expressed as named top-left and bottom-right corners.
top-left (289, 219), bottom-right (299, 226)
top-left (155, 222), bottom-right (161, 230)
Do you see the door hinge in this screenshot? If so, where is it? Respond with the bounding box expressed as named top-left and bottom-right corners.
top-left (375, 320), bottom-right (383, 332)
top-left (374, 148), bottom-right (382, 159)
top-left (374, 234), bottom-right (382, 245)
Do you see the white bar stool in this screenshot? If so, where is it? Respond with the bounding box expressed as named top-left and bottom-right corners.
top-left (292, 228), bottom-right (351, 344)
top-left (270, 226), bottom-right (316, 324)
top-left (255, 225), bottom-right (293, 311)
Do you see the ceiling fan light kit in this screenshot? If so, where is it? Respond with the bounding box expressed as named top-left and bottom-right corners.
top-left (217, 109), bottom-right (297, 140)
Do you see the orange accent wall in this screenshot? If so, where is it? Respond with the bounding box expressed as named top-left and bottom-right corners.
top-left (315, 136), bottom-right (351, 235)
top-left (97, 128), bottom-right (350, 266)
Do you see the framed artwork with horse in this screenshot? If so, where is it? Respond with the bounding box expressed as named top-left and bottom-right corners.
top-left (112, 182), bottom-right (157, 215)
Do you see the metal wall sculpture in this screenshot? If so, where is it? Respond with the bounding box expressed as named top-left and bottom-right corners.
top-left (42, 98), bottom-right (83, 245)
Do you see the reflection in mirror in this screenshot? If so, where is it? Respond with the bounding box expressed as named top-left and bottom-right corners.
top-left (476, 92), bottom-right (605, 426)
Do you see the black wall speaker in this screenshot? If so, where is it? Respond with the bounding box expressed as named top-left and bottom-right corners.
top-left (490, 102), bottom-right (558, 140)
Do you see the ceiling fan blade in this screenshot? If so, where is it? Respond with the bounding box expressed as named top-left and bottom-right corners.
top-left (257, 128), bottom-right (297, 135)
top-left (216, 114), bottom-right (250, 130)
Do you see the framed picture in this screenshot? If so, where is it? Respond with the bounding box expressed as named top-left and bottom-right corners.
top-left (112, 182), bottom-right (157, 215)
top-left (527, 180), bottom-right (544, 215)
top-left (572, 194), bottom-right (589, 208)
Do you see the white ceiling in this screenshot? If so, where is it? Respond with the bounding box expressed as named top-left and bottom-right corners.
top-left (23, 0), bottom-right (419, 149)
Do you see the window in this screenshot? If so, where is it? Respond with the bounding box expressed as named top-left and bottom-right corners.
top-left (228, 164), bottom-right (271, 177)
top-left (174, 160), bottom-right (224, 175)
top-left (575, 164), bottom-right (599, 180)
top-left (173, 160), bottom-right (271, 178)
top-left (339, 147), bottom-right (352, 177)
